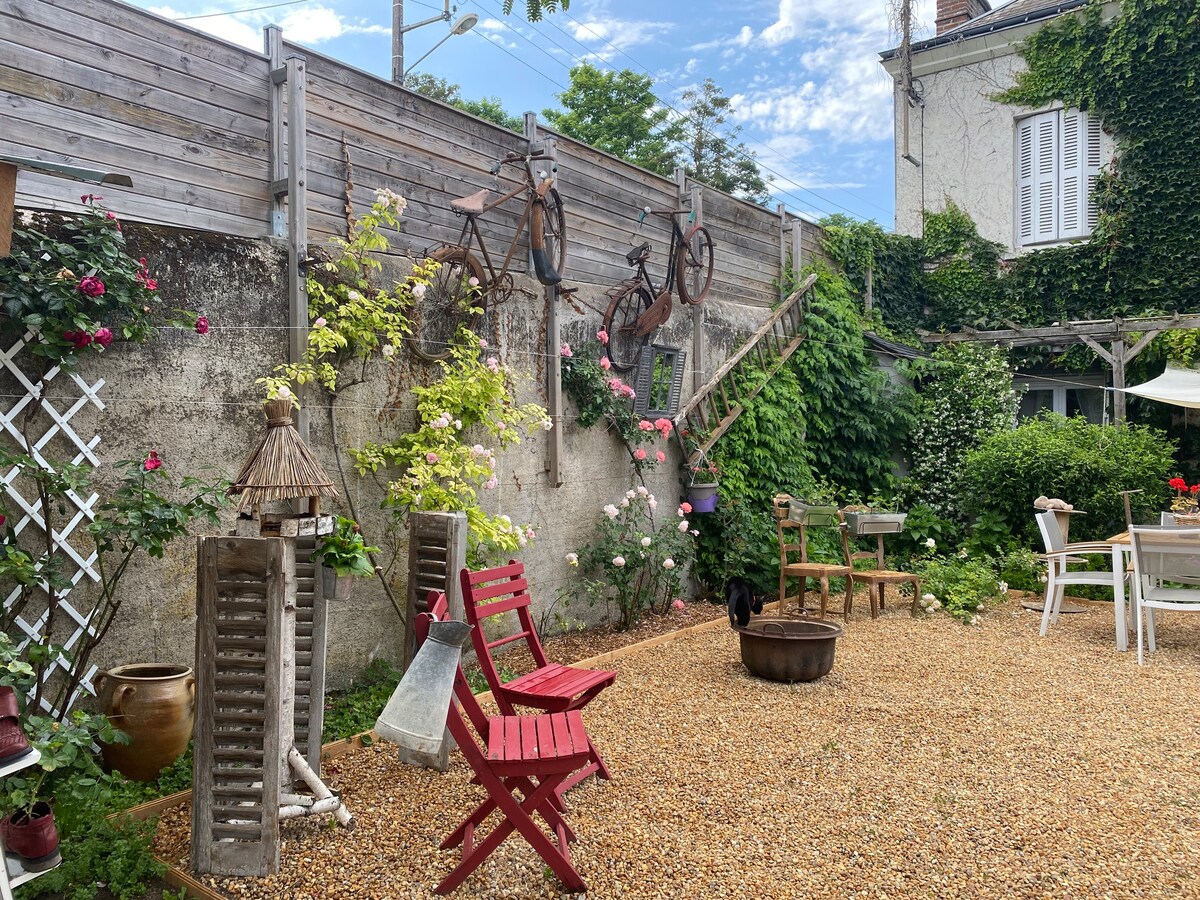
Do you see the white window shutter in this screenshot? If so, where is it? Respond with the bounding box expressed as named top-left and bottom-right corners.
top-left (1016, 118), bottom-right (1036, 245)
top-left (1034, 113), bottom-right (1059, 241)
top-left (1059, 109), bottom-right (1086, 239)
top-left (1085, 114), bottom-right (1104, 231)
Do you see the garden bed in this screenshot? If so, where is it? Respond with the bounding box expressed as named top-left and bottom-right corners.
top-left (149, 591), bottom-right (1200, 898)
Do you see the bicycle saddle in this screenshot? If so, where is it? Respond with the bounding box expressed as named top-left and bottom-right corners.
top-left (451, 189), bottom-right (491, 215)
top-left (626, 241), bottom-right (650, 266)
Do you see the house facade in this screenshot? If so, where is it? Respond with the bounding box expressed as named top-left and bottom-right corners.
top-left (880, 0), bottom-right (1119, 256)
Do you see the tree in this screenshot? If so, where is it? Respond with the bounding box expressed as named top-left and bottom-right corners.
top-left (543, 64), bottom-right (682, 176)
top-left (679, 79), bottom-right (769, 204)
top-left (504, 0), bottom-right (568, 21)
top-left (405, 74), bottom-right (522, 134)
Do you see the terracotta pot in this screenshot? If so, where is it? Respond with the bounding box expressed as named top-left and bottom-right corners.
top-left (93, 663), bottom-right (195, 782)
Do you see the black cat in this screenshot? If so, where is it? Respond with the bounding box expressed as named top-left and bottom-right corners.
top-left (726, 577), bottom-right (764, 628)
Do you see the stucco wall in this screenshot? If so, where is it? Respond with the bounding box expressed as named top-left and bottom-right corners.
top-left (53, 220), bottom-right (767, 688)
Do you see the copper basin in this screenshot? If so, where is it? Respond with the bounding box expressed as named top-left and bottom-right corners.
top-left (733, 618), bottom-right (843, 682)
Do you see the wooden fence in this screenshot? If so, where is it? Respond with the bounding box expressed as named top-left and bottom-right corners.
top-left (1, 0), bottom-right (830, 307)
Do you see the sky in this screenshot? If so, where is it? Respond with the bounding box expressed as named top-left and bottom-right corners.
top-left (129, 0), bottom-right (939, 226)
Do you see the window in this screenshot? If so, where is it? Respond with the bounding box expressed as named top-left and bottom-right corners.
top-left (1014, 374), bottom-right (1108, 424)
top-left (1015, 109), bottom-right (1103, 247)
top-left (632, 345), bottom-right (686, 418)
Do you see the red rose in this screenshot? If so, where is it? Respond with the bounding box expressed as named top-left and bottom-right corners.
top-left (93, 327), bottom-right (113, 348)
top-left (143, 451), bottom-right (162, 472)
top-left (77, 276), bottom-right (105, 297)
top-left (63, 331), bottom-right (93, 350)
top-left (195, 316), bottom-right (209, 335)
top-left (0, 514), bottom-right (6, 529)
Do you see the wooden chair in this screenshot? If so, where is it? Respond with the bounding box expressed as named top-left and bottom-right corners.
top-left (837, 511), bottom-right (921, 619)
top-left (416, 593), bottom-right (591, 894)
top-left (772, 494), bottom-right (852, 620)
top-left (462, 560), bottom-right (616, 793)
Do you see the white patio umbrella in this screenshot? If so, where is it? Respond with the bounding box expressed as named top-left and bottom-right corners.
top-left (1121, 366), bottom-right (1200, 409)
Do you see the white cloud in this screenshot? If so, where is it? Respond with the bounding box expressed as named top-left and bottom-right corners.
top-left (149, 3), bottom-right (388, 50)
top-left (563, 16), bottom-right (672, 61)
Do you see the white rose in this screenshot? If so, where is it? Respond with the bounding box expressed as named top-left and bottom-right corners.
top-left (663, 558), bottom-right (675, 569)
top-left (613, 556), bottom-right (625, 567)
top-left (565, 552), bottom-right (578, 567)
top-left (678, 520), bottom-right (689, 532)
top-left (604, 504), bottom-right (619, 518)
top-left (924, 538), bottom-right (936, 549)
top-left (641, 537), bottom-right (652, 547)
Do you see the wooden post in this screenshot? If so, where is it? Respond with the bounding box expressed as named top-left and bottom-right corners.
top-left (285, 54), bottom-right (309, 442)
top-left (265, 26), bottom-right (286, 238)
top-left (1112, 338), bottom-right (1127, 424)
top-left (0, 163), bottom-right (16, 258)
top-left (688, 179), bottom-right (705, 393)
top-left (864, 264), bottom-right (874, 315)
top-left (777, 204), bottom-right (787, 303)
top-left (791, 218), bottom-right (804, 279)
top-left (526, 112), bottom-right (563, 486)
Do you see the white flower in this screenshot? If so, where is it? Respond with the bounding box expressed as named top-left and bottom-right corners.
top-left (678, 520), bottom-right (689, 532)
top-left (1038, 573), bottom-right (1048, 584)
top-left (930, 600), bottom-right (941, 610)
top-left (542, 419), bottom-right (553, 431)
top-left (411, 282), bottom-right (427, 299)
top-left (677, 508), bottom-right (685, 517)
top-left (924, 538), bottom-right (936, 550)
top-left (499, 515), bottom-right (511, 525)
top-left (603, 504), bottom-right (619, 518)
top-left (565, 552), bottom-right (578, 567)
top-left (517, 534), bottom-right (527, 547)
top-left (626, 490), bottom-right (636, 500)
top-left (454, 419), bottom-right (462, 430)
top-left (381, 344), bottom-right (395, 357)
top-left (997, 581), bottom-right (1008, 594)
top-left (648, 499), bottom-right (657, 510)
top-left (613, 556), bottom-right (626, 567)
top-left (637, 486), bottom-right (649, 497)
top-left (970, 615), bottom-right (980, 626)
top-left (641, 537), bottom-right (652, 547)
top-left (690, 529), bottom-right (698, 536)
top-left (347, 290), bottom-right (362, 301)
top-left (663, 558), bottom-right (676, 569)
top-left (620, 498), bottom-right (630, 508)
top-left (922, 593), bottom-right (936, 604)
top-left (472, 444), bottom-right (486, 456)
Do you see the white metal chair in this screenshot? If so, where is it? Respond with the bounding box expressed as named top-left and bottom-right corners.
top-left (1129, 525), bottom-right (1200, 665)
top-left (1035, 510), bottom-right (1125, 636)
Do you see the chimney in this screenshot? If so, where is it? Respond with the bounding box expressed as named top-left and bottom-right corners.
top-left (935, 0), bottom-right (991, 35)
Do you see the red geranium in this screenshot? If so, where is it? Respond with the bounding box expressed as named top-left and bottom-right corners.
top-left (1170, 477), bottom-right (1187, 491)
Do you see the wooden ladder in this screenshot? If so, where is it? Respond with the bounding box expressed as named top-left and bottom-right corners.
top-left (673, 273), bottom-right (818, 465)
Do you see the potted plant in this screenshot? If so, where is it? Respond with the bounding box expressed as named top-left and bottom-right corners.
top-left (685, 459), bottom-right (720, 513)
top-left (781, 480), bottom-right (841, 528)
top-left (312, 516), bottom-right (380, 600)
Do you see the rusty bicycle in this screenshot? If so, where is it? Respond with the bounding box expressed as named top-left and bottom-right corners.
top-left (415, 149), bottom-right (567, 361)
top-left (602, 207), bottom-right (714, 372)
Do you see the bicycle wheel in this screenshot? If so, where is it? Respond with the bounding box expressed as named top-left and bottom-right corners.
top-left (414, 246), bottom-right (486, 362)
top-left (676, 225), bottom-right (714, 305)
top-left (542, 187), bottom-right (567, 279)
top-left (603, 284), bottom-right (653, 373)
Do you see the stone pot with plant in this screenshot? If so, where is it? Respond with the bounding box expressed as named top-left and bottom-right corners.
top-left (312, 516), bottom-right (380, 600)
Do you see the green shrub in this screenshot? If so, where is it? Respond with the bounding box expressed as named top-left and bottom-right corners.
top-left (963, 414), bottom-right (1174, 544)
top-left (22, 813), bottom-right (163, 900)
top-left (914, 555), bottom-right (1004, 623)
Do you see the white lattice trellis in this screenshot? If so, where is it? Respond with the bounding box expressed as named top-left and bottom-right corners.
top-left (1, 333), bottom-right (106, 715)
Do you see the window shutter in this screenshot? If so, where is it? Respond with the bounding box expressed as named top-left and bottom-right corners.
top-left (1016, 118), bottom-right (1036, 245)
top-left (1034, 113), bottom-right (1059, 241)
top-left (667, 350), bottom-right (686, 417)
top-left (632, 354), bottom-right (655, 416)
top-left (1059, 109), bottom-right (1086, 239)
top-left (1085, 114), bottom-right (1103, 231)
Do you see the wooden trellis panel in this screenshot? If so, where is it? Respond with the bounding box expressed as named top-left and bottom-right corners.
top-left (0, 333), bottom-right (105, 715)
top-left (192, 536), bottom-right (286, 878)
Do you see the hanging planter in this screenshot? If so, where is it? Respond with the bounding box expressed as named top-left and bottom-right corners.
top-left (686, 481), bottom-right (719, 513)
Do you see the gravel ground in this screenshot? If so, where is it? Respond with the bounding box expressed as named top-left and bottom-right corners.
top-left (155, 591), bottom-right (1200, 899)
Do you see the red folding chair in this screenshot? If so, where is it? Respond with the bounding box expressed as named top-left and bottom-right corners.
top-left (461, 561), bottom-right (616, 793)
top-left (416, 593), bottom-right (591, 895)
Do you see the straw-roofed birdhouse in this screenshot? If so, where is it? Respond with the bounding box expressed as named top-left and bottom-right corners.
top-left (228, 389), bottom-right (339, 517)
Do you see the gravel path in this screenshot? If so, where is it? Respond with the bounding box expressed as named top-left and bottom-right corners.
top-left (155, 593), bottom-right (1200, 898)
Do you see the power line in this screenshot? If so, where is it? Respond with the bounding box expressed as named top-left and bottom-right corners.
top-left (175, 0), bottom-right (312, 21)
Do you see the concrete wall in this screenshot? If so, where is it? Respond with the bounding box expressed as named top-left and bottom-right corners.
top-left (881, 6), bottom-right (1117, 255)
top-left (58, 219), bottom-right (770, 688)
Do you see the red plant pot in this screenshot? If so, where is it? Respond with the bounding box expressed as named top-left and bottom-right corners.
top-left (2, 802), bottom-right (62, 872)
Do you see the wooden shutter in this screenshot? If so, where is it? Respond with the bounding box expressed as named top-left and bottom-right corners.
top-left (1034, 113), bottom-right (1059, 241)
top-left (1085, 114), bottom-right (1104, 231)
top-left (1059, 109), bottom-right (1086, 238)
top-left (1016, 117), bottom-right (1036, 245)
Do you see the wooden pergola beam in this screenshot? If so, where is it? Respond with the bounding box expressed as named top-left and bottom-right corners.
top-left (917, 313), bottom-right (1200, 347)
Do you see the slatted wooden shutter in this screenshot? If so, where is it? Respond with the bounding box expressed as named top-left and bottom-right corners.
top-left (1085, 113), bottom-right (1104, 231)
top-left (1016, 117), bottom-right (1036, 245)
top-left (1060, 109), bottom-right (1102, 240)
top-left (1034, 112), bottom-right (1059, 242)
top-left (192, 536), bottom-right (287, 877)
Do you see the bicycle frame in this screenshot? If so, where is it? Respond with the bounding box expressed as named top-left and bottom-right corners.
top-left (453, 159), bottom-right (551, 287)
top-left (633, 212), bottom-right (689, 296)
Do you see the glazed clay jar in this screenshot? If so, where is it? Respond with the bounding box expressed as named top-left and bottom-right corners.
top-left (94, 663), bottom-right (195, 782)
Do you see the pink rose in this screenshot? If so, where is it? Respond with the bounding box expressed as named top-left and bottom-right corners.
top-left (634, 448), bottom-right (647, 460)
top-left (195, 316), bottom-right (209, 335)
top-left (638, 420), bottom-right (654, 431)
top-left (313, 317), bottom-right (327, 329)
top-left (672, 597), bottom-right (685, 610)
top-left (425, 452), bottom-right (439, 463)
top-left (479, 338), bottom-right (488, 348)
top-left (596, 328), bottom-right (609, 345)
top-left (600, 356), bottom-right (612, 370)
top-left (93, 327), bottom-right (113, 348)
top-left (143, 450), bottom-right (162, 472)
top-left (681, 502), bottom-right (693, 514)
top-left (656, 451), bottom-right (666, 463)
top-left (77, 275), bottom-right (105, 297)
top-left (560, 343), bottom-right (573, 358)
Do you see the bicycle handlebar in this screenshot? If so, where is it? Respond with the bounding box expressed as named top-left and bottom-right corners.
top-left (638, 207), bottom-right (695, 224)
